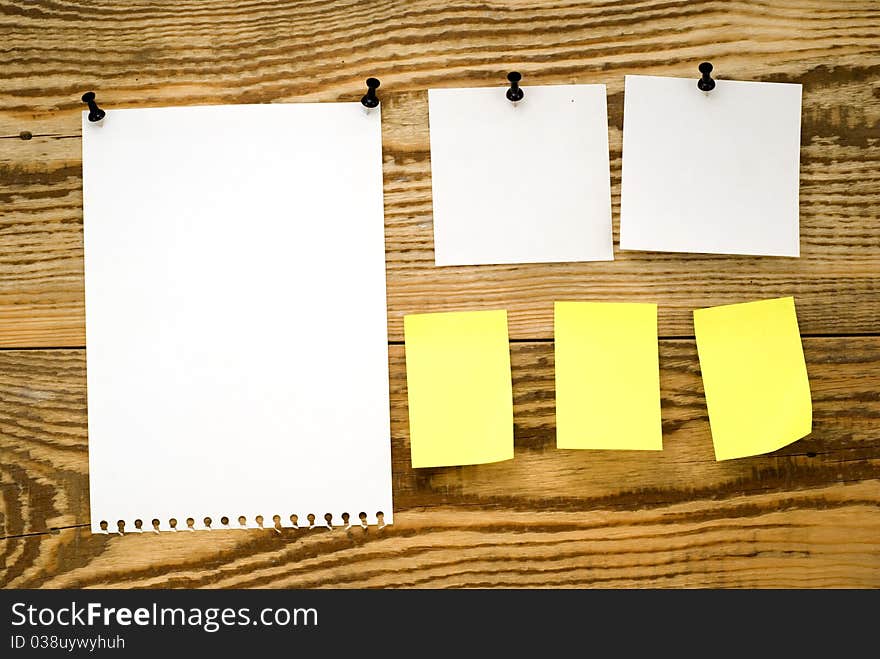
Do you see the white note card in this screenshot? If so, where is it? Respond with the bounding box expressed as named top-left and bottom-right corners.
top-left (428, 84), bottom-right (613, 265)
top-left (620, 74), bottom-right (802, 257)
top-left (82, 103), bottom-right (393, 532)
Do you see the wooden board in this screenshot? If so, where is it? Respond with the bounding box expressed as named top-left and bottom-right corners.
top-left (1, 1), bottom-right (879, 345)
top-left (4, 495), bottom-right (879, 588)
top-left (2, 341), bottom-right (879, 587)
top-left (1, 0), bottom-right (878, 587)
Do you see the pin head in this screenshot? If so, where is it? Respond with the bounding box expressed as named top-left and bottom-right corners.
top-left (697, 62), bottom-right (716, 92)
top-left (506, 71), bottom-right (524, 103)
top-left (361, 78), bottom-right (380, 108)
top-left (81, 91), bottom-right (106, 122)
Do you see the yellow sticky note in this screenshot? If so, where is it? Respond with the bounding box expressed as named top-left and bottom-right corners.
top-left (404, 309), bottom-right (514, 468)
top-left (694, 296), bottom-right (812, 461)
top-left (555, 302), bottom-right (662, 450)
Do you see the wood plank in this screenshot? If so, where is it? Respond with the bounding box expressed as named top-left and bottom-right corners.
top-left (2, 339), bottom-right (878, 555)
top-left (3, 488), bottom-right (878, 588)
top-left (0, 1), bottom-right (879, 346)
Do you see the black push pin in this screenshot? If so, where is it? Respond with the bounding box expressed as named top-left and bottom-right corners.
top-left (697, 62), bottom-right (716, 92)
top-left (361, 78), bottom-right (380, 109)
top-left (506, 71), bottom-right (524, 103)
top-left (81, 91), bottom-right (105, 122)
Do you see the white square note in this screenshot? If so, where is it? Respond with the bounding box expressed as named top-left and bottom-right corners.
top-left (82, 102), bottom-right (393, 532)
top-left (428, 84), bottom-right (613, 265)
top-left (620, 74), bottom-right (802, 256)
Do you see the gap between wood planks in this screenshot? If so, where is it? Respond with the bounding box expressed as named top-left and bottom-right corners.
top-left (0, 333), bottom-right (879, 352)
top-left (2, 524), bottom-right (87, 541)
top-left (396, 333), bottom-right (880, 345)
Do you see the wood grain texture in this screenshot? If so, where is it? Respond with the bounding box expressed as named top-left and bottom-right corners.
top-left (2, 341), bottom-right (878, 587)
top-left (0, 0), bottom-right (879, 345)
top-left (0, 0), bottom-right (878, 588)
top-left (4, 493), bottom-right (879, 588)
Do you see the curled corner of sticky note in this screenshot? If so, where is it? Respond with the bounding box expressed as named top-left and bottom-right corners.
top-left (404, 309), bottom-right (514, 468)
top-left (694, 296), bottom-right (813, 461)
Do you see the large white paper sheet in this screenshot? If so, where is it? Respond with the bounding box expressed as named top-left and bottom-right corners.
top-left (428, 84), bottom-right (614, 265)
top-left (82, 102), bottom-right (393, 532)
top-left (620, 74), bottom-right (802, 257)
